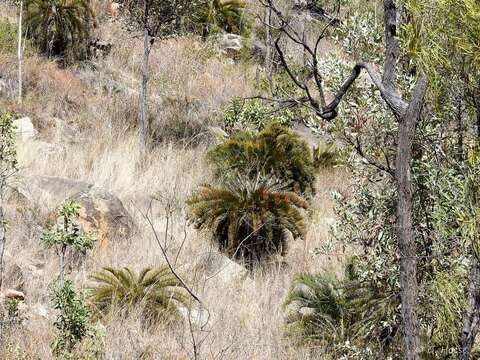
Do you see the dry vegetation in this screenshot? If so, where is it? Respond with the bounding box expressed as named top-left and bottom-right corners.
top-left (0, 2), bottom-right (349, 359)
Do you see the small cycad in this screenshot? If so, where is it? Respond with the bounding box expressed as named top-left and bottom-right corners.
top-left (88, 266), bottom-right (188, 325)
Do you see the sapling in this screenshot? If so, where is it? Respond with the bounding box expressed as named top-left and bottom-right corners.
top-left (41, 200), bottom-right (95, 286)
top-left (42, 200), bottom-right (96, 357)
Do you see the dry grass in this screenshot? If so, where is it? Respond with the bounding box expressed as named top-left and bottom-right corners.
top-left (0, 5), bottom-right (350, 359)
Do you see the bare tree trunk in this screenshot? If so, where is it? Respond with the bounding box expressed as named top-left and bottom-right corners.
top-left (383, 0), bottom-right (399, 90)
top-left (59, 245), bottom-right (66, 287)
top-left (395, 77), bottom-right (427, 360)
top-left (459, 256), bottom-right (480, 359)
top-left (17, 0), bottom-right (23, 104)
top-left (264, 5), bottom-right (273, 94)
top-left (138, 1), bottom-right (151, 154)
top-left (0, 205), bottom-right (6, 290)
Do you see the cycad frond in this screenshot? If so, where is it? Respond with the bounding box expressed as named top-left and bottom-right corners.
top-left (208, 123), bottom-right (317, 197)
top-left (25, 0), bottom-right (95, 61)
top-left (88, 266), bottom-right (188, 325)
top-left (188, 173), bottom-right (308, 267)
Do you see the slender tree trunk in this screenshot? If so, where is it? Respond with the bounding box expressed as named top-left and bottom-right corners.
top-left (459, 256), bottom-right (480, 359)
top-left (264, 5), bottom-right (273, 94)
top-left (0, 205), bottom-right (6, 290)
top-left (383, 0), bottom-right (399, 90)
top-left (17, 0), bottom-right (23, 104)
top-left (138, 1), bottom-right (151, 154)
top-left (395, 77), bottom-right (427, 360)
top-left (59, 245), bottom-right (66, 287)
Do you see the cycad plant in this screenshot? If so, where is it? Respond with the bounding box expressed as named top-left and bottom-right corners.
top-left (203, 0), bottom-right (246, 34)
top-left (208, 123), bottom-right (317, 197)
top-left (187, 173), bottom-right (308, 267)
top-left (283, 260), bottom-right (401, 355)
top-left (25, 0), bottom-right (95, 61)
top-left (88, 266), bottom-right (188, 325)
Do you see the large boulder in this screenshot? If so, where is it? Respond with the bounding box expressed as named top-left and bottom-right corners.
top-left (216, 33), bottom-right (242, 58)
top-left (71, 186), bottom-right (133, 246)
top-left (14, 117), bottom-right (37, 141)
top-left (13, 176), bottom-right (133, 246)
top-left (194, 251), bottom-right (249, 284)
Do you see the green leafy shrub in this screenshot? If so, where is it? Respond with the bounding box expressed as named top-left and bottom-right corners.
top-left (51, 279), bottom-right (92, 357)
top-left (42, 200), bottom-right (96, 285)
top-left (208, 123), bottom-right (317, 196)
top-left (88, 266), bottom-right (188, 325)
top-left (222, 97), bottom-right (293, 132)
top-left (187, 173), bottom-right (308, 266)
top-left (25, 0), bottom-right (95, 62)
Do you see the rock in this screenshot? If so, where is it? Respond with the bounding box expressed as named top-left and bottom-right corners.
top-left (5, 289), bottom-right (25, 301)
top-left (13, 117), bottom-right (37, 141)
top-left (217, 33), bottom-right (242, 57)
top-left (250, 39), bottom-right (266, 61)
top-left (4, 263), bottom-right (25, 292)
top-left (299, 306), bottom-right (316, 317)
top-left (195, 251), bottom-right (249, 283)
top-left (206, 126), bottom-right (228, 143)
top-left (30, 303), bottom-right (49, 319)
top-left (51, 117), bottom-right (80, 144)
top-left (70, 185), bottom-right (133, 246)
top-left (109, 1), bottom-right (122, 18)
top-left (16, 175), bottom-right (93, 206)
top-left (31, 140), bottom-right (66, 157)
top-left (12, 176), bottom-right (133, 246)
top-left (292, 121), bottom-right (319, 148)
top-left (179, 306), bottom-right (211, 329)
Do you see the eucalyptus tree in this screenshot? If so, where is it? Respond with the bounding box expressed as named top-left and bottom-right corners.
top-left (259, 0), bottom-right (428, 358)
top-left (124, 0), bottom-right (202, 153)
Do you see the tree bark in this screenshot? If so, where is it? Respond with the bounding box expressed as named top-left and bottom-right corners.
top-left (138, 0), bottom-right (151, 154)
top-left (395, 77), bottom-right (427, 360)
top-left (264, 4), bottom-right (273, 94)
top-left (383, 0), bottom-right (399, 90)
top-left (17, 0), bottom-right (23, 104)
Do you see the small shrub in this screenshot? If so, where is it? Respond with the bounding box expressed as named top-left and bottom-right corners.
top-left (222, 97), bottom-right (292, 132)
top-left (187, 173), bottom-right (308, 266)
top-left (42, 200), bottom-right (96, 284)
top-left (208, 123), bottom-right (317, 196)
top-left (51, 279), bottom-right (92, 357)
top-left (88, 266), bottom-right (188, 325)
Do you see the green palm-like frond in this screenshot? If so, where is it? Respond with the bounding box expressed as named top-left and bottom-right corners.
top-left (208, 123), bottom-right (317, 197)
top-left (25, 0), bottom-right (95, 61)
top-left (188, 173), bottom-right (308, 266)
top-left (88, 266), bottom-right (188, 325)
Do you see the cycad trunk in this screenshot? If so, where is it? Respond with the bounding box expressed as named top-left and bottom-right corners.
top-left (458, 256), bottom-right (480, 359)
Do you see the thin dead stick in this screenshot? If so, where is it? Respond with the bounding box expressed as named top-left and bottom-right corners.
top-left (140, 206), bottom-right (202, 304)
